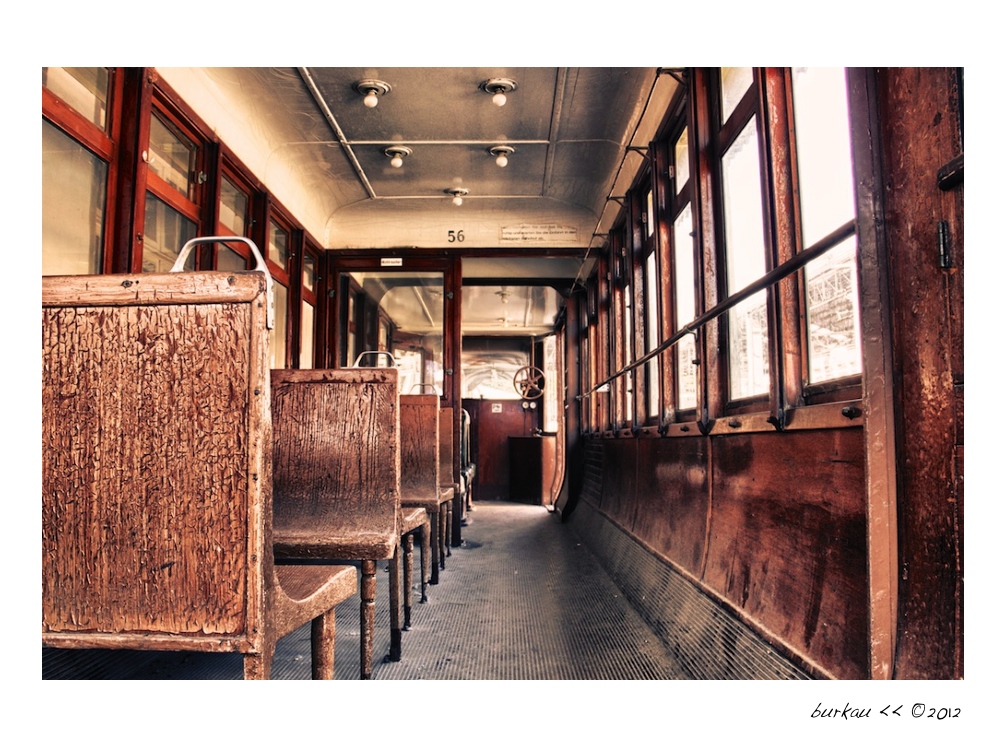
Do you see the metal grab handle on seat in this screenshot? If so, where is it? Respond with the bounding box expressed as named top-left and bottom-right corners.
top-left (352, 350), bottom-right (397, 368)
top-left (170, 236), bottom-right (274, 330)
top-left (409, 383), bottom-right (438, 394)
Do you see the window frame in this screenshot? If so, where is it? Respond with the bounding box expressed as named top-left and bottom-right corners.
top-left (580, 66), bottom-right (864, 440)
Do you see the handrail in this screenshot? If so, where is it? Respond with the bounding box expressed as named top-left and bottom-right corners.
top-left (171, 236), bottom-right (274, 330)
top-left (581, 219), bottom-right (856, 398)
top-left (352, 350), bottom-right (397, 368)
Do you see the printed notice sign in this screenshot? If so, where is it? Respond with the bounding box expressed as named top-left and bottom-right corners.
top-left (500, 224), bottom-right (577, 242)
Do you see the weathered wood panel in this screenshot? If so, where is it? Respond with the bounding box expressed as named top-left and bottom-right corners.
top-left (271, 368), bottom-right (400, 560)
top-left (400, 394), bottom-right (440, 502)
top-left (703, 430), bottom-right (867, 679)
top-left (631, 437), bottom-right (710, 575)
top-left (878, 67), bottom-right (963, 679)
top-left (599, 440), bottom-right (637, 531)
top-left (42, 301), bottom-right (253, 637)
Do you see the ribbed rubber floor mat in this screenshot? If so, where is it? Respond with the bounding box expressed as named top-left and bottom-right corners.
top-left (42, 501), bottom-right (690, 680)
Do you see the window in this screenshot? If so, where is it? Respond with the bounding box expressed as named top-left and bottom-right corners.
top-left (721, 116), bottom-right (769, 400)
top-left (644, 248), bottom-right (660, 419)
top-left (791, 67), bottom-right (861, 384)
top-left (268, 219), bottom-right (290, 273)
top-left (462, 340), bottom-right (530, 400)
top-left (667, 120), bottom-right (699, 413)
top-left (543, 335), bottom-right (560, 433)
top-left (718, 71), bottom-right (769, 402)
top-left (42, 122), bottom-right (108, 275)
top-left (267, 217), bottom-right (293, 368)
top-left (216, 172), bottom-right (254, 271)
top-left (639, 182), bottom-right (660, 424)
top-left (609, 227), bottom-right (633, 429)
top-left (143, 106), bottom-right (204, 272)
top-left (43, 67), bottom-right (110, 129)
top-left (300, 246), bottom-right (320, 369)
top-left (42, 67), bottom-right (115, 275)
top-left (338, 270), bottom-right (445, 396)
top-left (721, 67), bottom-right (753, 122)
top-left (578, 67), bottom-right (863, 438)
top-left (673, 204), bottom-right (698, 410)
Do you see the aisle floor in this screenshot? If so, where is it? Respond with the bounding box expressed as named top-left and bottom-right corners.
top-left (42, 501), bottom-right (691, 680)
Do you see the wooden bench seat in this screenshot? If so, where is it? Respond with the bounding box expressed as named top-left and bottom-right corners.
top-left (42, 269), bottom-right (357, 679)
top-left (400, 394), bottom-right (454, 585)
top-left (272, 367), bottom-right (425, 677)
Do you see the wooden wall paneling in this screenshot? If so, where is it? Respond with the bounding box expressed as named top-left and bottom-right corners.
top-left (631, 437), bottom-right (710, 575)
top-left (599, 440), bottom-right (638, 532)
top-left (702, 430), bottom-right (868, 679)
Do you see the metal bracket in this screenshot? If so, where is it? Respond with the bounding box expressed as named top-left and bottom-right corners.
top-left (938, 221), bottom-right (955, 270)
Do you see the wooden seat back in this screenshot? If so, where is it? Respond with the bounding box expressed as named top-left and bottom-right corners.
top-left (271, 368), bottom-right (400, 561)
top-left (43, 271), bottom-right (287, 655)
top-left (400, 394), bottom-right (441, 503)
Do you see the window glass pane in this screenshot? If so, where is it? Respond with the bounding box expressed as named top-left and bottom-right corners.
top-left (645, 189), bottom-right (654, 238)
top-left (543, 336), bottom-right (559, 433)
top-left (805, 237), bottom-right (861, 382)
top-left (721, 67), bottom-right (753, 123)
top-left (721, 118), bottom-right (769, 400)
top-left (43, 67), bottom-right (109, 129)
top-left (300, 301), bottom-right (315, 369)
top-left (673, 127), bottom-right (689, 193)
top-left (269, 220), bottom-right (289, 271)
top-left (148, 114), bottom-right (195, 196)
top-left (792, 67), bottom-right (862, 383)
top-left (303, 253), bottom-right (316, 293)
top-left (461, 343), bottom-right (529, 399)
top-left (341, 271), bottom-right (444, 395)
top-left (623, 282), bottom-right (633, 424)
top-left (42, 121), bottom-right (107, 275)
top-left (217, 245), bottom-right (246, 271)
top-left (645, 251), bottom-right (660, 417)
top-left (219, 176), bottom-right (248, 236)
top-left (792, 68), bottom-right (855, 246)
top-left (142, 192), bottom-right (196, 273)
top-left (673, 203), bottom-right (697, 410)
top-left (270, 282), bottom-right (288, 368)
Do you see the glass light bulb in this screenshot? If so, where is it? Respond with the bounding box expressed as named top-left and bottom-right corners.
top-left (496, 153), bottom-right (508, 168)
top-left (453, 195), bottom-right (463, 206)
top-left (390, 154), bottom-right (403, 168)
top-left (493, 90), bottom-right (507, 107)
top-left (364, 90), bottom-right (379, 108)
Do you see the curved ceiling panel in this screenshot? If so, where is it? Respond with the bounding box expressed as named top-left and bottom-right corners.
top-left (158, 67), bottom-right (680, 251)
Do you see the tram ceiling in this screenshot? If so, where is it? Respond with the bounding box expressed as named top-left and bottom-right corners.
top-left (159, 67), bottom-right (680, 259)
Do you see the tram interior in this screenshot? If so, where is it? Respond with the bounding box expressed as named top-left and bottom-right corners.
top-left (40, 63), bottom-right (966, 709)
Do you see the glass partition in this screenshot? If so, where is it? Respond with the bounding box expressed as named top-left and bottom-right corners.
top-left (339, 271), bottom-right (445, 396)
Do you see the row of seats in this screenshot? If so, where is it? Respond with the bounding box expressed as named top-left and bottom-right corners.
top-left (42, 259), bottom-right (472, 679)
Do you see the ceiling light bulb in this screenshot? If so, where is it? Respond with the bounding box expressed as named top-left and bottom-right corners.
top-left (495, 152), bottom-right (509, 168)
top-left (390, 153), bottom-right (403, 168)
top-left (364, 90), bottom-right (379, 108)
top-left (452, 195), bottom-right (464, 206)
top-left (493, 90), bottom-right (507, 107)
